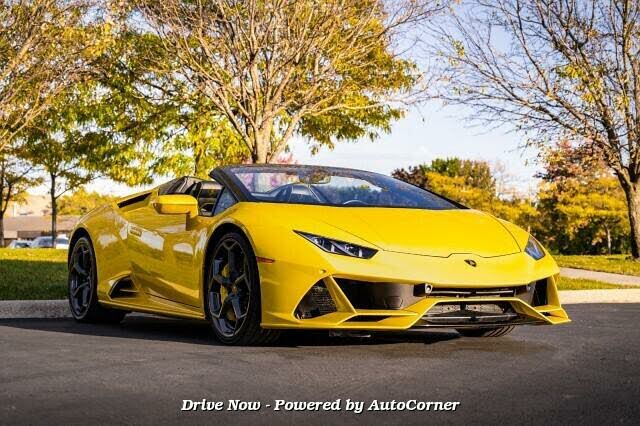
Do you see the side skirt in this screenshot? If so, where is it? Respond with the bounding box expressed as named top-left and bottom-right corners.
top-left (100, 298), bottom-right (206, 321)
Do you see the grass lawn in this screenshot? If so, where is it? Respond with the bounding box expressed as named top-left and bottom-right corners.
top-left (554, 254), bottom-right (640, 276)
top-left (0, 249), bottom-right (67, 300)
top-left (555, 276), bottom-right (638, 290)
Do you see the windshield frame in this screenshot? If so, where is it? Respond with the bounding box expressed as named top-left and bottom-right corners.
top-left (216, 165), bottom-right (467, 210)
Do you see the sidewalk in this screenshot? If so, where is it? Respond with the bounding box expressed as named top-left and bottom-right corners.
top-left (559, 289), bottom-right (640, 304)
top-left (560, 267), bottom-right (640, 286)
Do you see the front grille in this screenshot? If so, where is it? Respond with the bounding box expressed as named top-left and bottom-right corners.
top-left (427, 302), bottom-right (506, 315)
top-left (422, 302), bottom-right (520, 326)
top-left (295, 281), bottom-right (337, 319)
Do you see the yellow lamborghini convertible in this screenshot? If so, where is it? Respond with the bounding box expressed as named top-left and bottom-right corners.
top-left (68, 165), bottom-right (569, 344)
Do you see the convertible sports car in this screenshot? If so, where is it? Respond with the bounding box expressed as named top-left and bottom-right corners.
top-left (68, 164), bottom-right (569, 345)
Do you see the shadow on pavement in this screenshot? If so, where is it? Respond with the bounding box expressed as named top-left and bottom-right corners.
top-left (1, 315), bottom-right (217, 345)
top-left (0, 314), bottom-right (462, 347)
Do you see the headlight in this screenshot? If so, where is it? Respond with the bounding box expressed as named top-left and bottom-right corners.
top-left (524, 235), bottom-right (545, 260)
top-left (294, 231), bottom-right (377, 259)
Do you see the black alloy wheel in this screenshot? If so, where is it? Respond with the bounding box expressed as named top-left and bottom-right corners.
top-left (206, 232), bottom-right (279, 345)
top-left (69, 239), bottom-right (93, 317)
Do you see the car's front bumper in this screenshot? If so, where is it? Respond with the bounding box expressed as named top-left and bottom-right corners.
top-left (257, 247), bottom-right (570, 330)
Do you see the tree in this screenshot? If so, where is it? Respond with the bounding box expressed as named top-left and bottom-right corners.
top-left (0, 0), bottom-right (103, 152)
top-left (91, 16), bottom-right (250, 179)
top-left (22, 82), bottom-right (148, 241)
top-left (153, 106), bottom-right (248, 179)
top-left (131, 0), bottom-right (445, 163)
top-left (424, 158), bottom-right (496, 192)
top-left (421, 172), bottom-right (497, 211)
top-left (536, 177), bottom-right (629, 254)
top-left (24, 130), bottom-right (96, 244)
top-left (0, 149), bottom-right (40, 246)
top-left (392, 164), bottom-right (431, 190)
top-left (393, 158), bottom-right (496, 207)
top-left (534, 141), bottom-right (629, 254)
top-left (58, 188), bottom-right (116, 216)
top-left (393, 158), bottom-right (536, 229)
top-left (393, 158), bottom-right (496, 195)
top-left (430, 0), bottom-right (640, 257)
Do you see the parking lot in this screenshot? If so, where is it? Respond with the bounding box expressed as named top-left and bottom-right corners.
top-left (1, 304), bottom-right (639, 425)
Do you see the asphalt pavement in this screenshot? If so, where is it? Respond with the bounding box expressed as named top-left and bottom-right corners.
top-left (1, 304), bottom-right (638, 426)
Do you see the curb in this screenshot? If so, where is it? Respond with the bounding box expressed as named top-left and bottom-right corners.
top-left (0, 300), bottom-right (71, 319)
top-left (559, 289), bottom-right (640, 304)
top-left (1, 290), bottom-right (640, 319)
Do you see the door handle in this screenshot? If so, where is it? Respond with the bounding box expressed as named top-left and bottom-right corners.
top-left (129, 225), bottom-right (142, 237)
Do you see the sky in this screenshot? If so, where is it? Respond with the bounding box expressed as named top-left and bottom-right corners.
top-left (73, 101), bottom-right (541, 197)
top-left (289, 103), bottom-right (541, 188)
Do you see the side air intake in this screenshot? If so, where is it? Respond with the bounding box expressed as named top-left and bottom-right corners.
top-left (109, 277), bottom-right (138, 298)
top-left (295, 281), bottom-right (337, 319)
top-left (117, 193), bottom-right (150, 209)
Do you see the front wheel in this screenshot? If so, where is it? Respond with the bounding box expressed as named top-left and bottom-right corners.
top-left (205, 232), bottom-right (279, 345)
top-left (456, 326), bottom-right (515, 337)
top-left (68, 236), bottom-right (126, 323)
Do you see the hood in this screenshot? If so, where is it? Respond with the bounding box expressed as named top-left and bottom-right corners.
top-left (317, 207), bottom-right (522, 258)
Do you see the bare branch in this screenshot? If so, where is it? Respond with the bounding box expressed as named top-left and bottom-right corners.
top-left (133, 0), bottom-right (446, 162)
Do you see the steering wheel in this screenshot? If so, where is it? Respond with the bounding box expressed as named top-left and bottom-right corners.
top-left (343, 199), bottom-right (368, 206)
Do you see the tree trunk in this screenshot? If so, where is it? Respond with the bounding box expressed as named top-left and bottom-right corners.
top-left (253, 141), bottom-right (269, 164)
top-left (50, 173), bottom-right (57, 246)
top-left (0, 159), bottom-right (4, 247)
top-left (622, 182), bottom-right (640, 259)
top-left (250, 125), bottom-right (273, 164)
top-left (0, 214), bottom-right (4, 248)
top-left (605, 224), bottom-right (612, 255)
top-left (193, 140), bottom-right (201, 177)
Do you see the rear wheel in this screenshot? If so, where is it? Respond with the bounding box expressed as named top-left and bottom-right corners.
top-left (456, 326), bottom-right (515, 337)
top-left (205, 232), bottom-right (279, 345)
top-left (68, 236), bottom-right (126, 323)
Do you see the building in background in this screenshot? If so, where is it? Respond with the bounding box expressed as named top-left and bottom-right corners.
top-left (5, 194), bottom-right (51, 218)
top-left (2, 193), bottom-right (77, 246)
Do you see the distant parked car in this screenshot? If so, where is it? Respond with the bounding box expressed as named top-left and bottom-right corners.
top-left (31, 236), bottom-right (70, 250)
top-left (7, 240), bottom-right (31, 249)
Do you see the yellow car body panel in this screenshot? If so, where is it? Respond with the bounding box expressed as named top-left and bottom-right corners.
top-left (70, 178), bottom-right (570, 331)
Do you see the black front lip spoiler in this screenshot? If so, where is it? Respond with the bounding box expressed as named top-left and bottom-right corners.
top-left (413, 310), bottom-right (545, 328)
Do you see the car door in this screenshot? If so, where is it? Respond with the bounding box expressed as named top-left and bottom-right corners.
top-left (124, 190), bottom-right (193, 305)
top-left (124, 179), bottom-right (225, 309)
top-left (159, 181), bottom-right (225, 308)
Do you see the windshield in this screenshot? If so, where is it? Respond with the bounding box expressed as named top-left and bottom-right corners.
top-left (226, 166), bottom-right (462, 209)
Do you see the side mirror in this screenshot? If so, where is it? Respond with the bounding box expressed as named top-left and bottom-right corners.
top-left (153, 194), bottom-right (198, 218)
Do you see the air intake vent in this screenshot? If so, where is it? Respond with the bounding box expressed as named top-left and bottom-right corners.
top-left (335, 278), bottom-right (421, 310)
top-left (117, 193), bottom-right (150, 209)
top-left (532, 279), bottom-right (548, 306)
top-left (345, 315), bottom-right (390, 322)
top-left (109, 277), bottom-right (137, 298)
top-left (295, 281), bottom-right (337, 319)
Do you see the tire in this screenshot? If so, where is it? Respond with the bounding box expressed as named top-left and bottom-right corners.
top-left (456, 326), bottom-right (515, 337)
top-left (68, 236), bottom-right (126, 324)
top-left (204, 232), bottom-right (280, 345)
